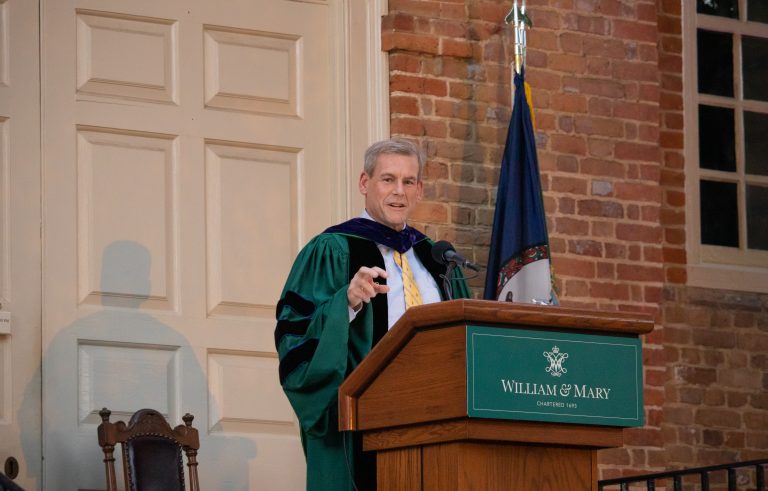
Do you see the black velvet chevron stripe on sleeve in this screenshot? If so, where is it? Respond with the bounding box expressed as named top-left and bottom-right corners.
top-left (274, 317), bottom-right (312, 349)
top-left (274, 291), bottom-right (317, 349)
top-left (278, 339), bottom-right (320, 385)
top-left (275, 291), bottom-right (316, 318)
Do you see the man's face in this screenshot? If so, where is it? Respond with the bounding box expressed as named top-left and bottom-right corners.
top-left (359, 153), bottom-right (423, 231)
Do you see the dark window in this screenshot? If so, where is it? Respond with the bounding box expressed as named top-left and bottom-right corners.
top-left (700, 180), bottom-right (739, 247)
top-left (748, 0), bottom-right (768, 23)
top-left (746, 185), bottom-right (768, 250)
top-left (699, 105), bottom-right (736, 171)
top-left (698, 0), bottom-right (739, 18)
top-left (745, 111), bottom-right (768, 176)
top-left (742, 36), bottom-right (768, 102)
top-left (698, 29), bottom-right (734, 97)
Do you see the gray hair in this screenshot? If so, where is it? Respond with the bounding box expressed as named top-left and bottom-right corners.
top-left (363, 138), bottom-right (426, 180)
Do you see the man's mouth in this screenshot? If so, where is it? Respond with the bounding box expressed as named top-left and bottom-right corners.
top-left (388, 203), bottom-right (406, 208)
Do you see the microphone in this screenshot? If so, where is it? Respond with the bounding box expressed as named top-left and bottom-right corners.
top-left (431, 240), bottom-right (481, 272)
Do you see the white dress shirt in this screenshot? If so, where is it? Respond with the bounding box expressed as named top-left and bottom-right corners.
top-left (349, 210), bottom-right (442, 329)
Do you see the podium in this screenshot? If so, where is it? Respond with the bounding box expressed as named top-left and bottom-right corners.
top-left (339, 299), bottom-right (654, 490)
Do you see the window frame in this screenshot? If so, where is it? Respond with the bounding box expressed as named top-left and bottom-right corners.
top-left (683, 0), bottom-right (768, 293)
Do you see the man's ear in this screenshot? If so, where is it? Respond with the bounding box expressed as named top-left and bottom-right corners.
top-left (416, 180), bottom-right (423, 201)
top-left (358, 171), bottom-right (369, 195)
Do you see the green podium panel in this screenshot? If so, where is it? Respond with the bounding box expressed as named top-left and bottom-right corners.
top-left (467, 325), bottom-right (644, 427)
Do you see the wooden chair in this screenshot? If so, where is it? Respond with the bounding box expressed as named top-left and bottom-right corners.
top-left (97, 408), bottom-right (200, 491)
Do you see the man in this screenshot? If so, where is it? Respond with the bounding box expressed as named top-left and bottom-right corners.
top-left (274, 138), bottom-right (470, 490)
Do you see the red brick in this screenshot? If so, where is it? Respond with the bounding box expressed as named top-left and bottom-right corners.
top-left (527, 71), bottom-right (562, 91)
top-left (596, 261), bottom-right (615, 279)
top-left (639, 44), bottom-right (660, 63)
top-left (449, 81), bottom-right (472, 100)
top-left (555, 217), bottom-right (590, 235)
top-left (577, 77), bottom-right (626, 98)
top-left (411, 202), bottom-right (448, 223)
top-left (563, 12), bottom-right (609, 35)
top-left (389, 52), bottom-right (421, 73)
top-left (568, 239), bottom-right (603, 257)
top-left (391, 117), bottom-right (424, 136)
top-left (575, 116), bottom-right (624, 137)
top-left (439, 58), bottom-right (470, 80)
top-left (658, 13), bottom-right (682, 35)
top-left (474, 84), bottom-right (510, 105)
top-left (591, 220), bottom-right (615, 238)
top-left (661, 73), bottom-right (683, 93)
top-left (665, 266), bottom-right (687, 283)
top-left (550, 134), bottom-right (587, 155)
top-left (382, 31), bottom-right (440, 55)
top-left (584, 139), bottom-right (612, 159)
top-left (381, 12), bottom-right (416, 32)
top-left (660, 130), bottom-right (684, 149)
top-left (526, 7), bottom-right (562, 30)
top-left (551, 93), bottom-right (588, 113)
top-left (643, 245), bottom-right (663, 263)
top-left (391, 74), bottom-right (447, 97)
top-left (552, 256), bottom-right (596, 278)
top-left (660, 91), bottom-right (683, 110)
top-left (696, 409), bottom-right (743, 429)
top-left (433, 19), bottom-right (469, 38)
top-left (660, 0), bottom-right (682, 15)
top-left (614, 101), bottom-right (659, 124)
top-left (613, 61), bottom-right (658, 83)
top-left (639, 83), bottom-right (660, 103)
top-left (565, 279), bottom-right (590, 297)
top-left (660, 208), bottom-right (685, 226)
top-left (664, 113), bottom-right (684, 130)
top-left (551, 176), bottom-right (588, 194)
top-left (588, 97), bottom-right (613, 117)
top-left (615, 142), bottom-right (660, 162)
top-left (644, 285), bottom-right (663, 303)
top-left (389, 0), bottom-right (433, 13)
top-left (614, 182), bottom-right (662, 202)
top-left (466, 1), bottom-right (508, 22)
top-left (616, 223), bottom-right (662, 243)
top-left (617, 263), bottom-right (663, 282)
top-left (591, 282), bottom-right (630, 300)
top-left (624, 428), bottom-right (664, 447)
top-left (439, 2), bottom-right (466, 20)
top-left (549, 52), bottom-right (587, 73)
top-left (577, 199), bottom-right (624, 218)
top-left (586, 57), bottom-right (611, 77)
top-left (661, 247), bottom-right (685, 265)
top-left (613, 19), bottom-right (657, 43)
top-left (390, 95), bottom-right (419, 116)
top-left (441, 38), bottom-right (473, 58)
top-left (423, 161), bottom-right (448, 180)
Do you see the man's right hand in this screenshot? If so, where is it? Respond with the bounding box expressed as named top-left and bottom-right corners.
top-left (347, 266), bottom-right (389, 311)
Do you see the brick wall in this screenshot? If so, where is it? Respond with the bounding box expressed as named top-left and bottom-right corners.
top-left (384, 0), bottom-right (666, 477)
top-left (663, 287), bottom-right (768, 469)
top-left (656, 0), bottom-right (768, 477)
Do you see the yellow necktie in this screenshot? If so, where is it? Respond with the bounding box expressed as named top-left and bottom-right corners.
top-left (394, 251), bottom-right (423, 309)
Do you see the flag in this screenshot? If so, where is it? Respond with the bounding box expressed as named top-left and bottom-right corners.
top-left (483, 67), bottom-right (557, 304)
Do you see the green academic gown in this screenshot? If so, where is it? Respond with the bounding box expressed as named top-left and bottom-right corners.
top-left (275, 230), bottom-right (469, 491)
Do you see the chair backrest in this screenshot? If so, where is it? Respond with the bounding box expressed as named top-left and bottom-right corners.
top-left (0, 472), bottom-right (24, 491)
top-left (97, 408), bottom-right (200, 491)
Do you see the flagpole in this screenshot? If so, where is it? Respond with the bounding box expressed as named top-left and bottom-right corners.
top-left (505, 1), bottom-right (529, 95)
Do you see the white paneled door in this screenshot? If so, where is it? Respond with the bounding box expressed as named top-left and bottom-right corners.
top-left (42, 0), bottom-right (384, 489)
top-left (0, 1), bottom-right (42, 489)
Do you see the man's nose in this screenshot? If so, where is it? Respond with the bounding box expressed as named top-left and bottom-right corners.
top-left (393, 180), bottom-right (405, 194)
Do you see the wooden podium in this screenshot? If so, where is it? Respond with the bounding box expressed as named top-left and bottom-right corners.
top-left (338, 299), bottom-right (654, 490)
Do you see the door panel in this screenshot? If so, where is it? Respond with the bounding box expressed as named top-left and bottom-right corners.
top-left (0, 0), bottom-right (41, 489)
top-left (43, 0), bottom-right (374, 489)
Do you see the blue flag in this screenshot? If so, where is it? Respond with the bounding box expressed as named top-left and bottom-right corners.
top-left (483, 68), bottom-right (556, 304)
